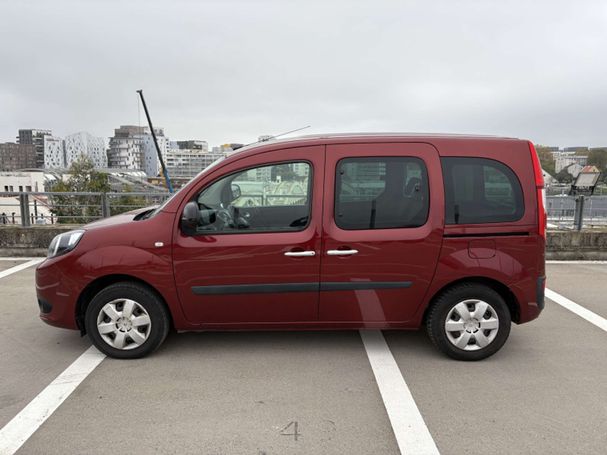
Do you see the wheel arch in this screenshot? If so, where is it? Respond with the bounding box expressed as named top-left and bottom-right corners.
top-left (76, 274), bottom-right (174, 335)
top-left (422, 276), bottom-right (520, 324)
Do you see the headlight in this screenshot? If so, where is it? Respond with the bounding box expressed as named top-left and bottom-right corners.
top-left (47, 230), bottom-right (85, 258)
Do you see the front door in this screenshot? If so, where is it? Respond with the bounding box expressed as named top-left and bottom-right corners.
top-left (319, 142), bottom-right (444, 324)
top-left (173, 146), bottom-right (324, 324)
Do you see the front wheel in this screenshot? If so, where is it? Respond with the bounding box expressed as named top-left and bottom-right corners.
top-left (426, 283), bottom-right (511, 361)
top-left (85, 282), bottom-right (170, 359)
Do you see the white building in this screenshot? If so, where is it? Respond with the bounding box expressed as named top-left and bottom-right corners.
top-left (108, 125), bottom-right (146, 171)
top-left (141, 128), bottom-right (170, 177)
top-left (0, 171), bottom-right (48, 193)
top-left (165, 149), bottom-right (226, 179)
top-left (554, 152), bottom-right (588, 173)
top-left (43, 136), bottom-right (65, 168)
top-left (64, 132), bottom-right (107, 168)
top-left (108, 125), bottom-right (176, 177)
top-left (43, 132), bottom-right (108, 169)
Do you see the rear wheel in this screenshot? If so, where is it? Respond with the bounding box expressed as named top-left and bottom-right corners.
top-left (85, 282), bottom-right (170, 359)
top-left (426, 283), bottom-right (511, 361)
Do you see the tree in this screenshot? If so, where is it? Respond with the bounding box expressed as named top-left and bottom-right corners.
top-left (555, 168), bottom-right (574, 184)
top-left (534, 145), bottom-right (556, 176)
top-left (110, 185), bottom-right (147, 216)
top-left (587, 148), bottom-right (607, 172)
top-left (49, 157), bottom-right (110, 224)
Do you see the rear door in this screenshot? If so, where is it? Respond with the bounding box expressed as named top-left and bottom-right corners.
top-left (319, 142), bottom-right (444, 323)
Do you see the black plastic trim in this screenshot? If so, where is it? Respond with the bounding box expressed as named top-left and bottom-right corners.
top-left (320, 281), bottom-right (412, 291)
top-left (536, 276), bottom-right (546, 310)
top-left (192, 281), bottom-right (413, 295)
top-left (444, 232), bottom-right (530, 238)
top-left (38, 298), bottom-right (52, 314)
top-left (192, 283), bottom-right (319, 295)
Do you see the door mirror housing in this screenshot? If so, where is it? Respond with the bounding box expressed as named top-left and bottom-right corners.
top-left (181, 202), bottom-right (201, 235)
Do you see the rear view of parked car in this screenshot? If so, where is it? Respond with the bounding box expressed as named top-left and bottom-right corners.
top-left (36, 134), bottom-right (546, 360)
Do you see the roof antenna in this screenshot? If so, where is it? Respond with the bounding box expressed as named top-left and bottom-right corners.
top-left (236, 125), bottom-right (311, 149)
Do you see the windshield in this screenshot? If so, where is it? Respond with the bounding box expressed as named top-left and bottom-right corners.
top-left (149, 156), bottom-right (227, 216)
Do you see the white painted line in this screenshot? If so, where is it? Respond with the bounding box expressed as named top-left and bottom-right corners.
top-left (0, 259), bottom-right (44, 280)
top-left (546, 288), bottom-right (607, 333)
top-left (360, 330), bottom-right (440, 455)
top-left (0, 257), bottom-right (44, 261)
top-left (0, 346), bottom-right (106, 455)
top-left (546, 260), bottom-right (607, 264)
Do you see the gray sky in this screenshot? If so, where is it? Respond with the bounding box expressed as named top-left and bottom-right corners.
top-left (1, 0), bottom-right (606, 147)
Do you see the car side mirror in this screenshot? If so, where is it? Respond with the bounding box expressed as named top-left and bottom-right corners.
top-left (181, 202), bottom-right (201, 235)
top-left (231, 183), bottom-right (241, 200)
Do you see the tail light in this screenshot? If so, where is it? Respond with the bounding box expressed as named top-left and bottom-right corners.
top-left (528, 142), bottom-right (546, 239)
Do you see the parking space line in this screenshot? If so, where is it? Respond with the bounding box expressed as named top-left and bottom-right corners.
top-left (0, 259), bottom-right (44, 280)
top-left (546, 260), bottom-right (607, 264)
top-left (546, 288), bottom-right (607, 333)
top-left (0, 257), bottom-right (44, 261)
top-left (360, 330), bottom-right (440, 455)
top-left (0, 346), bottom-right (105, 455)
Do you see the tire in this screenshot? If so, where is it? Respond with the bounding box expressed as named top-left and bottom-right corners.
top-left (425, 283), bottom-right (511, 361)
top-left (85, 282), bottom-right (170, 359)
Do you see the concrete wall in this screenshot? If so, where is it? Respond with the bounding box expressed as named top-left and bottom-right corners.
top-left (1, 226), bottom-right (606, 259)
top-left (0, 226), bottom-right (73, 257)
top-left (546, 230), bottom-right (607, 260)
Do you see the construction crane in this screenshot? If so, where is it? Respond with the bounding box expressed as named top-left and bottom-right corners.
top-left (136, 89), bottom-right (174, 193)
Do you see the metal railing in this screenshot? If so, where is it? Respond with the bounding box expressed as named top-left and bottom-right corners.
top-left (0, 192), bottom-right (171, 226)
top-left (2, 191), bottom-right (607, 229)
top-left (546, 195), bottom-right (607, 229)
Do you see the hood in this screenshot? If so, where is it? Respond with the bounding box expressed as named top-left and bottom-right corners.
top-left (83, 206), bottom-right (156, 230)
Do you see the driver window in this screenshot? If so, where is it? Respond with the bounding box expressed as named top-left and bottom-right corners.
top-left (195, 161), bottom-right (312, 233)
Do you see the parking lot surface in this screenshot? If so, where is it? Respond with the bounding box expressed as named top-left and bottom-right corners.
top-left (1, 261), bottom-right (606, 454)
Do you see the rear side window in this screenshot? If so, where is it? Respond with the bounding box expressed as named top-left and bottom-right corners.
top-left (442, 157), bottom-right (524, 224)
top-left (335, 157), bottom-right (429, 229)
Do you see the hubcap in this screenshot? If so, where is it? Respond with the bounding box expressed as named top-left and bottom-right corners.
top-left (444, 299), bottom-right (499, 351)
top-left (96, 299), bottom-right (152, 350)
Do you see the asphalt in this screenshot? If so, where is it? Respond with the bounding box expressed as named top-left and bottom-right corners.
top-left (0, 263), bottom-right (606, 454)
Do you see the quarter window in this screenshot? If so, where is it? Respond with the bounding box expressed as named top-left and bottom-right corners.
top-left (195, 162), bottom-right (312, 233)
top-left (441, 157), bottom-right (524, 224)
top-left (335, 157), bottom-right (429, 230)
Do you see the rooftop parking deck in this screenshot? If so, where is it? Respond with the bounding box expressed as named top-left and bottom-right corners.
top-left (1, 260), bottom-right (606, 454)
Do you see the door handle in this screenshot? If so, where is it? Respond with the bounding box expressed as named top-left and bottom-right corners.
top-left (326, 249), bottom-right (359, 256)
top-left (284, 251), bottom-right (316, 257)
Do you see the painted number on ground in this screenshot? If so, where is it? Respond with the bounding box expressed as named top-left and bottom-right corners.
top-left (279, 421), bottom-right (301, 441)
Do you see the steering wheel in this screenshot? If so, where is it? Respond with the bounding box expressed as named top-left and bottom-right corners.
top-left (215, 208), bottom-right (234, 229)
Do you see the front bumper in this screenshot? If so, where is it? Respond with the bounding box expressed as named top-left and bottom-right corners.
top-left (36, 258), bottom-right (79, 330)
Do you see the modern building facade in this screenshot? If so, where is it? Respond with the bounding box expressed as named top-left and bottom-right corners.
top-left (18, 129), bottom-right (52, 168)
top-left (107, 125), bottom-right (146, 170)
top-left (108, 125), bottom-right (174, 176)
top-left (141, 128), bottom-right (170, 177)
top-left (64, 132), bottom-right (107, 168)
top-left (42, 132), bottom-right (107, 169)
top-left (43, 136), bottom-right (65, 168)
top-left (0, 143), bottom-right (37, 171)
top-left (165, 149), bottom-right (226, 179)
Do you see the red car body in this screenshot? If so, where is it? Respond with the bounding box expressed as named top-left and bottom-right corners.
top-left (36, 134), bottom-right (545, 334)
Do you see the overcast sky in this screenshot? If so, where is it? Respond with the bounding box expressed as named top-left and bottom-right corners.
top-left (1, 0), bottom-right (606, 147)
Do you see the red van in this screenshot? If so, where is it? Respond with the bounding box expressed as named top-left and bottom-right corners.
top-left (36, 134), bottom-right (546, 360)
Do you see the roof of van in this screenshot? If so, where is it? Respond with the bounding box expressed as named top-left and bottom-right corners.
top-left (232, 132), bottom-right (523, 155)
